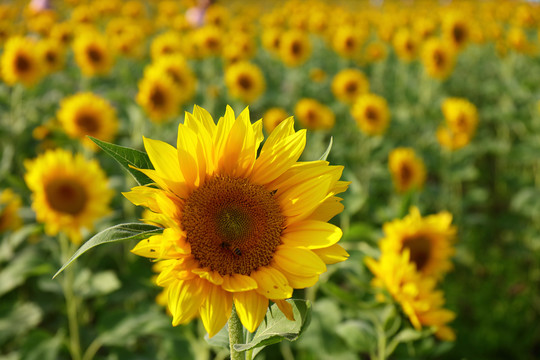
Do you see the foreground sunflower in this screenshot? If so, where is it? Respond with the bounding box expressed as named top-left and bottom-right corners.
top-left (124, 105), bottom-right (349, 337)
top-left (24, 149), bottom-right (113, 244)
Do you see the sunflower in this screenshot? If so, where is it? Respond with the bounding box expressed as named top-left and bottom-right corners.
top-left (279, 30), bottom-right (312, 67)
top-left (1, 36), bottom-right (42, 87)
top-left (150, 31), bottom-right (184, 61)
top-left (351, 93), bottom-right (390, 136)
top-left (365, 250), bottom-right (456, 341)
top-left (380, 207), bottom-right (456, 279)
top-left (49, 22), bottom-right (74, 48)
top-left (263, 107), bottom-right (290, 134)
top-left (442, 14), bottom-right (470, 52)
top-left (222, 32), bottom-right (256, 64)
top-left (73, 31), bottom-right (114, 77)
top-left (364, 41), bottom-right (388, 63)
top-left (331, 69), bottom-right (370, 104)
top-left (332, 25), bottom-right (366, 60)
top-left (57, 92), bottom-right (118, 150)
top-left (441, 97), bottom-right (479, 137)
top-left (136, 69), bottom-right (181, 123)
top-left (294, 98), bottom-right (335, 131)
top-left (38, 39), bottom-right (66, 75)
top-left (195, 26), bottom-right (223, 58)
top-left (224, 61), bottom-right (266, 104)
top-left (204, 4), bottom-right (230, 28)
top-left (24, 149), bottom-right (113, 244)
top-left (261, 28), bottom-right (282, 56)
top-left (70, 4), bottom-right (96, 26)
top-left (108, 19), bottom-right (146, 59)
top-left (436, 126), bottom-right (471, 151)
top-left (392, 27), bottom-right (419, 62)
top-left (0, 188), bottom-right (23, 233)
top-left (146, 55), bottom-right (197, 105)
top-left (388, 148), bottom-right (426, 194)
top-left (124, 105), bottom-right (349, 337)
top-left (421, 37), bottom-right (456, 80)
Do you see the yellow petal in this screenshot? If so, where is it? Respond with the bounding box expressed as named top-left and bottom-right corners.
top-left (282, 220), bottom-right (342, 249)
top-left (143, 136), bottom-right (186, 185)
top-left (264, 117), bottom-right (295, 149)
top-left (312, 244), bottom-right (350, 264)
top-left (233, 290), bottom-right (269, 333)
top-left (273, 246), bottom-right (327, 276)
top-left (307, 196), bottom-right (344, 222)
top-left (200, 284), bottom-right (232, 337)
top-left (273, 299), bottom-right (295, 321)
top-left (169, 278), bottom-right (206, 326)
top-left (222, 274), bottom-right (258, 292)
top-left (176, 124), bottom-right (202, 189)
top-left (251, 266), bottom-right (293, 299)
top-left (192, 268), bottom-right (224, 285)
top-left (131, 167), bottom-right (189, 199)
top-left (122, 186), bottom-right (161, 213)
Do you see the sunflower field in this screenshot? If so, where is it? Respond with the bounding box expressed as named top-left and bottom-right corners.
top-left (1, 0), bottom-right (540, 359)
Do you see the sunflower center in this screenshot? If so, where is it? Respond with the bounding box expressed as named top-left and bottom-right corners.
top-left (399, 162), bottom-right (413, 186)
top-left (365, 106), bottom-right (379, 123)
top-left (452, 25), bottom-right (466, 44)
top-left (87, 46), bottom-right (103, 64)
top-left (402, 235), bottom-right (431, 271)
top-left (205, 37), bottom-right (219, 51)
top-left (291, 41), bottom-right (302, 55)
top-left (75, 112), bottom-right (99, 133)
top-left (344, 81), bottom-right (358, 95)
top-left (237, 74), bottom-right (253, 90)
top-left (181, 175), bottom-right (284, 276)
top-left (150, 87), bottom-right (166, 108)
top-left (405, 40), bottom-right (414, 52)
top-left (305, 109), bottom-right (318, 125)
top-left (15, 54), bottom-right (31, 73)
top-left (345, 37), bottom-right (355, 50)
top-left (45, 51), bottom-right (57, 65)
top-left (167, 69), bottom-right (184, 86)
top-left (44, 178), bottom-right (88, 215)
top-left (455, 113), bottom-right (467, 132)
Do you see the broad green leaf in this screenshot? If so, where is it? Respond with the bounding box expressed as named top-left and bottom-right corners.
top-left (73, 270), bottom-right (121, 298)
top-left (233, 299), bottom-right (311, 353)
top-left (0, 303), bottom-right (43, 344)
top-left (0, 247), bottom-right (52, 297)
top-left (21, 330), bottom-right (64, 360)
top-left (335, 320), bottom-right (376, 353)
top-left (318, 136), bottom-right (333, 161)
top-left (90, 137), bottom-right (154, 186)
top-left (53, 223), bottom-right (163, 279)
top-left (98, 309), bottom-right (170, 346)
top-left (205, 324), bottom-right (230, 349)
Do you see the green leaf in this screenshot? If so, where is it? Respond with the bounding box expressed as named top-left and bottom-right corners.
top-left (385, 328), bottom-right (434, 356)
top-left (233, 299), bottom-right (312, 353)
top-left (205, 324), bottom-right (230, 349)
top-left (335, 320), bottom-right (376, 353)
top-left (53, 223), bottom-right (163, 279)
top-left (90, 137), bottom-right (154, 186)
top-left (0, 303), bottom-right (43, 344)
top-left (318, 136), bottom-right (333, 161)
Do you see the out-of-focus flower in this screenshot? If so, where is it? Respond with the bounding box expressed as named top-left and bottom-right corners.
top-left (295, 98), bottom-right (335, 130)
top-left (393, 27), bottom-right (419, 62)
top-left (421, 37), bottom-right (456, 80)
top-left (137, 69), bottom-right (181, 123)
top-left (351, 93), bottom-right (390, 136)
top-left (279, 30), bottom-right (312, 67)
top-left (332, 25), bottom-right (367, 60)
top-left (331, 68), bottom-right (370, 104)
top-left (1, 36), bottom-right (42, 87)
top-left (442, 98), bottom-right (479, 137)
top-left (146, 55), bottom-right (197, 105)
top-left (38, 39), bottom-right (65, 75)
top-left (0, 189), bottom-right (23, 233)
top-left (263, 107), bottom-right (290, 134)
top-left (24, 149), bottom-right (113, 244)
top-left (73, 31), bottom-right (114, 77)
top-left (195, 25), bottom-right (223, 57)
top-left (150, 31), bottom-right (184, 60)
top-left (388, 148), bottom-right (426, 194)
top-left (57, 92), bottom-right (118, 150)
top-left (442, 14), bottom-right (470, 52)
top-left (124, 105), bottom-right (348, 337)
top-left (225, 61), bottom-right (266, 104)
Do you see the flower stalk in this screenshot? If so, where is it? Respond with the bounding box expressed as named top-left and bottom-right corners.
top-left (228, 305), bottom-right (245, 360)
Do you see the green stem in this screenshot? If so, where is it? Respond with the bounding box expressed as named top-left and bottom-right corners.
top-left (59, 234), bottom-right (82, 360)
top-left (376, 321), bottom-right (386, 360)
top-left (228, 305), bottom-right (244, 360)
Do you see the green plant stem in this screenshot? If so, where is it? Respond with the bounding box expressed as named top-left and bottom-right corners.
top-left (228, 305), bottom-right (244, 360)
top-left (59, 233), bottom-right (82, 360)
top-left (376, 321), bottom-right (387, 360)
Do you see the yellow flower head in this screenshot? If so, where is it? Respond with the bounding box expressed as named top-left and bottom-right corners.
top-left (38, 39), bottom-right (66, 75)
top-left (70, 4), bottom-right (97, 26)
top-left (204, 4), bottom-right (230, 28)
top-left (365, 250), bottom-right (456, 341)
top-left (0, 188), bottom-right (23, 233)
top-left (442, 97), bottom-right (479, 137)
top-left (49, 22), bottom-right (74, 48)
top-left (24, 149), bottom-right (113, 244)
top-left (442, 13), bottom-right (470, 52)
top-left (195, 26), bottom-right (223, 58)
top-left (1, 36), bottom-right (42, 87)
top-left (73, 31), bottom-right (114, 77)
top-left (261, 28), bottom-right (283, 56)
top-left (393, 27), bottom-right (419, 62)
top-left (436, 126), bottom-right (471, 151)
top-left (222, 32), bottom-right (256, 65)
top-left (124, 105), bottom-right (349, 337)
top-left (57, 92), bottom-right (118, 150)
top-left (279, 30), bottom-right (312, 67)
top-left (364, 41), bottom-right (388, 63)
top-left (332, 25), bottom-right (367, 60)
top-left (108, 19), bottom-right (146, 59)
top-left (294, 98), bottom-right (335, 131)
top-left (150, 31), bottom-right (184, 61)
top-left (146, 54), bottom-right (197, 105)
top-left (225, 61), bottom-right (266, 104)
top-left (421, 37), bottom-right (456, 81)
top-left (388, 148), bottom-right (426, 194)
top-left (136, 69), bottom-right (181, 123)
top-left (380, 207), bottom-right (456, 279)
top-left (331, 68), bottom-right (370, 104)
top-left (351, 93), bottom-right (390, 136)
top-left (263, 107), bottom-right (290, 134)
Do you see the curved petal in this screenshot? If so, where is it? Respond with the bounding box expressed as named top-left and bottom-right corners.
top-left (143, 137), bottom-right (184, 183)
top-left (273, 246), bottom-right (327, 276)
top-left (306, 196), bottom-right (344, 222)
top-left (122, 186), bottom-right (161, 213)
top-left (169, 277), bottom-right (206, 326)
top-left (251, 266), bottom-right (293, 299)
top-left (312, 244), bottom-right (350, 264)
top-left (233, 290), bottom-right (269, 333)
top-left (273, 299), bottom-right (295, 321)
top-left (192, 268), bottom-right (224, 285)
top-left (222, 273), bottom-right (258, 292)
top-left (200, 284), bottom-right (233, 337)
top-left (282, 220), bottom-right (342, 249)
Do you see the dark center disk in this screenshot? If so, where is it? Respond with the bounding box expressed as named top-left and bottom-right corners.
top-left (87, 46), bottom-right (103, 64)
top-left (75, 112), bottom-right (99, 133)
top-left (402, 235), bottom-right (432, 271)
top-left (44, 178), bottom-right (88, 215)
top-left (237, 74), bottom-right (253, 91)
top-left (150, 87), bottom-right (166, 108)
top-left (181, 176), bottom-right (284, 275)
top-left (15, 54), bottom-right (31, 72)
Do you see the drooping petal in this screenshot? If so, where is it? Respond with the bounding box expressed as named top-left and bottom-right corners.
top-left (251, 266), bottom-right (293, 299)
top-left (122, 186), bottom-right (161, 213)
top-left (222, 274), bottom-right (258, 292)
top-left (312, 244), bottom-right (350, 264)
top-left (306, 196), bottom-right (344, 222)
top-left (282, 220), bottom-right (342, 249)
top-left (200, 284), bottom-right (233, 337)
top-left (273, 245), bottom-right (327, 276)
top-left (233, 290), bottom-right (269, 333)
top-left (192, 268), bottom-right (224, 285)
top-left (273, 299), bottom-right (295, 321)
top-left (169, 277), bottom-right (206, 326)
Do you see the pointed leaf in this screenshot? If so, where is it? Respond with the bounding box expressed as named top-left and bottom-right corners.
top-left (90, 137), bottom-right (154, 186)
top-left (318, 136), bottom-right (333, 161)
top-left (53, 223), bottom-right (163, 279)
top-left (233, 299), bottom-right (311, 353)
top-left (204, 324), bottom-right (230, 349)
